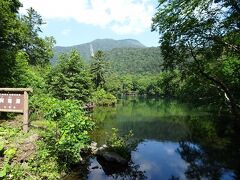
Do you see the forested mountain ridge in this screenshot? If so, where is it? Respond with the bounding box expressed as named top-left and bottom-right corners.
top-left (106, 47), bottom-right (163, 74)
top-left (52, 39), bottom-right (162, 74)
top-left (52, 38), bottom-right (146, 63)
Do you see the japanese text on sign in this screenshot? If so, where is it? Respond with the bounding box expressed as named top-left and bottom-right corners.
top-left (0, 93), bottom-right (24, 112)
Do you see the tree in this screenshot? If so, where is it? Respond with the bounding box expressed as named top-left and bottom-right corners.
top-left (0, 0), bottom-right (22, 47)
top-left (121, 75), bottom-right (133, 94)
top-left (21, 8), bottom-right (55, 65)
top-left (152, 0), bottom-right (240, 117)
top-left (47, 50), bottom-right (93, 102)
top-left (104, 73), bottom-right (122, 95)
top-left (90, 50), bottom-right (108, 88)
top-left (0, 1), bottom-right (55, 87)
top-left (0, 0), bottom-right (23, 87)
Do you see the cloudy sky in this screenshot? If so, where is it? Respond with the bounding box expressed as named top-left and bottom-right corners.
top-left (19, 0), bottom-right (160, 47)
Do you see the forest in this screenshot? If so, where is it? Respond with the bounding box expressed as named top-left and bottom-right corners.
top-left (0, 0), bottom-right (239, 179)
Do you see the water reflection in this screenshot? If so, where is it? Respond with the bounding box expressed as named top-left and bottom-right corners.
top-left (88, 157), bottom-right (146, 180)
top-left (87, 140), bottom-right (188, 180)
top-left (177, 115), bottom-right (240, 180)
top-left (177, 141), bottom-right (235, 180)
top-left (66, 98), bottom-right (239, 179)
top-left (132, 140), bottom-right (188, 180)
top-left (91, 98), bottom-right (198, 144)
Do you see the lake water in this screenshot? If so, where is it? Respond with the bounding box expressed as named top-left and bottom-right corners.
top-left (67, 97), bottom-right (239, 180)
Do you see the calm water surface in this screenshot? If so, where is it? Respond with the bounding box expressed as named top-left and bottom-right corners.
top-left (68, 97), bottom-right (239, 180)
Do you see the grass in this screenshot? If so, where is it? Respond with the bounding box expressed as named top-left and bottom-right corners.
top-left (0, 115), bottom-right (61, 179)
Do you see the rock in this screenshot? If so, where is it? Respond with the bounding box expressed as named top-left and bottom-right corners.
top-left (102, 144), bottom-right (107, 148)
top-left (89, 143), bottom-right (109, 155)
top-left (97, 151), bottom-right (128, 165)
top-left (96, 151), bottom-right (130, 175)
top-left (98, 144), bottom-right (107, 151)
top-left (90, 141), bottom-right (98, 149)
top-left (89, 141), bottom-right (98, 154)
top-left (92, 149), bottom-right (98, 155)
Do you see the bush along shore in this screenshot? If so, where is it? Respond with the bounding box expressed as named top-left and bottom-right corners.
top-left (0, 95), bottom-right (95, 179)
top-left (0, 108), bottom-right (134, 179)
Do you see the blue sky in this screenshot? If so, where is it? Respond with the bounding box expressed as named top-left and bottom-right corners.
top-left (19, 0), bottom-right (160, 47)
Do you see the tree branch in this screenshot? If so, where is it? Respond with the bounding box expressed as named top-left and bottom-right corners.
top-left (188, 45), bottom-right (239, 118)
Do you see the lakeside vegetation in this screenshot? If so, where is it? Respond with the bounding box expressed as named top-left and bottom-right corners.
top-left (0, 0), bottom-right (239, 179)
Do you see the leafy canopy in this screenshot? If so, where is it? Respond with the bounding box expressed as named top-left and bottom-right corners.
top-left (152, 0), bottom-right (240, 115)
top-left (0, 0), bottom-right (55, 87)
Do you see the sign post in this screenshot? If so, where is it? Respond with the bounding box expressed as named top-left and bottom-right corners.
top-left (0, 88), bottom-right (33, 132)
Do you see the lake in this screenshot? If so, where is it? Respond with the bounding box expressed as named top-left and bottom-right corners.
top-left (67, 97), bottom-right (239, 180)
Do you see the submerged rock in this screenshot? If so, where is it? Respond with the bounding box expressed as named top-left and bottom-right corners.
top-left (87, 143), bottom-right (133, 176)
top-left (90, 143), bottom-right (130, 169)
top-left (96, 151), bottom-right (130, 176)
top-left (97, 151), bottom-right (128, 165)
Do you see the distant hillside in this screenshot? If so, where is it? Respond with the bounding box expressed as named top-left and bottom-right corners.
top-left (52, 39), bottom-right (163, 74)
top-left (105, 47), bottom-right (163, 74)
top-left (52, 38), bottom-right (146, 63)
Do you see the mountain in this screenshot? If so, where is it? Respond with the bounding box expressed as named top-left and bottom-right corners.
top-left (52, 38), bottom-right (163, 74)
top-left (52, 38), bottom-right (146, 63)
top-left (105, 47), bottom-right (163, 74)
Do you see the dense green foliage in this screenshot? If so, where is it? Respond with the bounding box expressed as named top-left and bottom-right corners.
top-left (20, 7), bottom-right (55, 65)
top-left (0, 99), bottom-right (94, 179)
top-left (0, 0), bottom-right (24, 87)
top-left (47, 50), bottom-right (93, 102)
top-left (106, 128), bottom-right (134, 160)
top-left (92, 89), bottom-right (117, 106)
top-left (30, 95), bottom-right (94, 167)
top-left (0, 0), bottom-right (55, 87)
top-left (106, 47), bottom-right (163, 74)
top-left (54, 45), bottom-right (164, 75)
top-left (152, 0), bottom-right (240, 116)
top-left (90, 51), bottom-right (108, 88)
top-left (0, 1), bottom-right (95, 179)
top-left (104, 71), bottom-right (182, 98)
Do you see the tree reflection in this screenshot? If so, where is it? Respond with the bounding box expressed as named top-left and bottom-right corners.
top-left (96, 158), bottom-right (146, 180)
top-left (63, 156), bottom-right (146, 180)
top-left (178, 115), bottom-right (240, 180)
top-left (178, 141), bottom-right (225, 179)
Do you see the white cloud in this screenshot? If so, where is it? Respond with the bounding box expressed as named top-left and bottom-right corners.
top-left (61, 28), bottom-right (71, 36)
top-left (164, 147), bottom-right (175, 155)
top-left (19, 0), bottom-right (155, 34)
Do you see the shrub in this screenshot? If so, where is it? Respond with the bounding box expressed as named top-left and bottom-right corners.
top-left (106, 128), bottom-right (134, 160)
top-left (30, 94), bottom-right (94, 167)
top-left (92, 89), bottom-right (117, 106)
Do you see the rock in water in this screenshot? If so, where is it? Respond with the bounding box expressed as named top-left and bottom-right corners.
top-left (97, 151), bottom-right (128, 165)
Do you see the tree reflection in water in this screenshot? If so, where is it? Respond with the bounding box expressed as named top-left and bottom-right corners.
top-left (178, 115), bottom-right (240, 180)
top-left (96, 158), bottom-right (146, 180)
top-left (66, 98), bottom-right (240, 179)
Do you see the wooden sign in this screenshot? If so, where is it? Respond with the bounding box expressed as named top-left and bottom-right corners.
top-left (0, 93), bottom-right (24, 112)
top-left (0, 88), bottom-right (33, 132)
